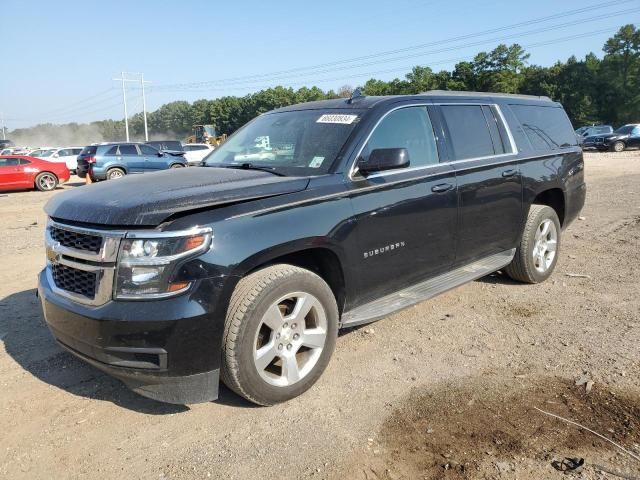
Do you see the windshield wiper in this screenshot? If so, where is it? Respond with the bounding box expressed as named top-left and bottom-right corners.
top-left (215, 163), bottom-right (286, 176)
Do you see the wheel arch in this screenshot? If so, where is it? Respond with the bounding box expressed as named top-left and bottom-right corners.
top-left (531, 188), bottom-right (565, 226)
top-left (233, 244), bottom-right (348, 315)
top-left (106, 164), bottom-right (128, 174)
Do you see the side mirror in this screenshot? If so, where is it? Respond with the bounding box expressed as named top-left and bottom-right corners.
top-left (357, 148), bottom-right (410, 175)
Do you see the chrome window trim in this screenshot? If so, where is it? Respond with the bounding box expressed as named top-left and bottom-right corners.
top-left (230, 150), bottom-right (569, 220)
top-left (348, 102), bottom-right (519, 181)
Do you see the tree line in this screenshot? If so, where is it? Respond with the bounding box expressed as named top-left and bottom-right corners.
top-left (9, 24), bottom-right (639, 145)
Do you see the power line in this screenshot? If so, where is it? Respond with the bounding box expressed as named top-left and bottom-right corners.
top-left (37, 87), bottom-right (116, 117)
top-left (150, 8), bottom-right (637, 92)
top-left (147, 25), bottom-right (629, 94)
top-left (150, 0), bottom-right (636, 90)
top-left (42, 92), bottom-right (123, 120)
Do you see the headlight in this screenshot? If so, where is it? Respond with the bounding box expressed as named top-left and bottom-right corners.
top-left (115, 228), bottom-right (212, 299)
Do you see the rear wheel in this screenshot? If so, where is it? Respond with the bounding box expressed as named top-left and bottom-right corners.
top-left (505, 205), bottom-right (561, 284)
top-left (221, 264), bottom-right (339, 406)
top-left (35, 172), bottom-right (58, 191)
top-left (612, 141), bottom-right (625, 152)
top-left (106, 168), bottom-right (125, 180)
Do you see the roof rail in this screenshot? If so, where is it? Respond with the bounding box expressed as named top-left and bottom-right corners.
top-left (421, 90), bottom-right (552, 102)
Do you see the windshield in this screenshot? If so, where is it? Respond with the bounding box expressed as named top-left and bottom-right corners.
top-left (615, 125), bottom-right (636, 134)
top-left (203, 110), bottom-right (362, 176)
top-left (39, 150), bottom-right (55, 157)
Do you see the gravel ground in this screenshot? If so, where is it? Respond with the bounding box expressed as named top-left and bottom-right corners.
top-left (0, 152), bottom-right (638, 480)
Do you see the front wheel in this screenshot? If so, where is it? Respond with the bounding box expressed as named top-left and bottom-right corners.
top-left (505, 205), bottom-right (561, 284)
top-left (170, 163), bottom-right (185, 169)
top-left (221, 264), bottom-right (339, 406)
top-left (35, 172), bottom-right (58, 191)
top-left (612, 141), bottom-right (625, 152)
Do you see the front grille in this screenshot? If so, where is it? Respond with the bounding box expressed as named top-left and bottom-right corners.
top-left (50, 226), bottom-right (102, 253)
top-left (52, 264), bottom-right (97, 299)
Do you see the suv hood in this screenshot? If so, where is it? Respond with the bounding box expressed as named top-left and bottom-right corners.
top-left (45, 167), bottom-right (310, 226)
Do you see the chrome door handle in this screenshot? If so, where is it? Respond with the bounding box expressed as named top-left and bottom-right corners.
top-left (431, 183), bottom-right (454, 193)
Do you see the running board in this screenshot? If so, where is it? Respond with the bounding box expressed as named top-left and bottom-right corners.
top-left (340, 249), bottom-right (515, 328)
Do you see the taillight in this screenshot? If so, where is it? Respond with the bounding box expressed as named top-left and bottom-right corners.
top-left (85, 156), bottom-right (96, 164)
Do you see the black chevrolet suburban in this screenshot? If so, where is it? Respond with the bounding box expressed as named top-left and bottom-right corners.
top-left (38, 91), bottom-right (586, 406)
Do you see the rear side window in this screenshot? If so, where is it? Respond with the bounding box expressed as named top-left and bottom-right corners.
top-left (0, 158), bottom-right (20, 167)
top-left (510, 105), bottom-right (577, 151)
top-left (119, 145), bottom-right (138, 155)
top-left (363, 106), bottom-right (439, 168)
top-left (105, 146), bottom-right (119, 155)
top-left (440, 105), bottom-right (495, 160)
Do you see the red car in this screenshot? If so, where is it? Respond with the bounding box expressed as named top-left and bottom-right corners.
top-left (0, 155), bottom-right (70, 192)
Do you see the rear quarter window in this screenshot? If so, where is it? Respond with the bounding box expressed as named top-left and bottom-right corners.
top-left (510, 105), bottom-right (577, 151)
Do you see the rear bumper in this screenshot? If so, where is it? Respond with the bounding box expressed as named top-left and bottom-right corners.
top-left (38, 269), bottom-right (229, 404)
top-left (564, 182), bottom-right (586, 228)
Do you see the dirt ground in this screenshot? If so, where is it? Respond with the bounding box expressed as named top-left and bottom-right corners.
top-left (0, 152), bottom-right (638, 480)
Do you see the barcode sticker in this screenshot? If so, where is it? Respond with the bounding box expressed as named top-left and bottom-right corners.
top-left (309, 156), bottom-right (325, 168)
top-left (316, 114), bottom-right (358, 124)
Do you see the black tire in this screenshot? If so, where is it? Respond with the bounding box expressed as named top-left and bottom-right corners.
top-left (170, 163), bottom-right (185, 169)
top-left (34, 172), bottom-right (58, 192)
top-left (612, 141), bottom-right (625, 153)
top-left (106, 167), bottom-right (125, 180)
top-left (221, 264), bottom-right (339, 406)
top-left (504, 204), bottom-right (561, 284)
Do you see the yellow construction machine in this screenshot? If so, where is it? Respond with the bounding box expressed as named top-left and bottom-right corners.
top-left (184, 125), bottom-right (227, 146)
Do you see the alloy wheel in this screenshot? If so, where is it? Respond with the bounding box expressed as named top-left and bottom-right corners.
top-left (532, 218), bottom-right (558, 273)
top-left (253, 292), bottom-right (328, 387)
top-left (38, 173), bottom-right (56, 191)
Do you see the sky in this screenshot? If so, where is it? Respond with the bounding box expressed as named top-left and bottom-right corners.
top-left (1, 0), bottom-right (638, 130)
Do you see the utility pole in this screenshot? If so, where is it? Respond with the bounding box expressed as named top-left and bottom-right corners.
top-left (0, 112), bottom-right (5, 140)
top-left (140, 74), bottom-right (151, 141)
top-left (113, 72), bottom-right (130, 142)
top-left (112, 72), bottom-right (152, 142)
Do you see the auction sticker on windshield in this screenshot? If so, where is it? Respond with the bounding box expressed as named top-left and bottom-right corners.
top-left (316, 114), bottom-right (358, 124)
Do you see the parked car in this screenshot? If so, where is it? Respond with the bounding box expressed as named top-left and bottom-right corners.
top-left (145, 140), bottom-right (185, 157)
top-left (575, 125), bottom-right (613, 137)
top-left (0, 139), bottom-right (15, 150)
top-left (76, 142), bottom-right (187, 180)
top-left (39, 91), bottom-right (585, 406)
top-left (29, 148), bottom-right (56, 158)
top-left (32, 147), bottom-right (83, 173)
top-left (582, 123), bottom-right (640, 152)
top-left (182, 143), bottom-right (214, 165)
top-left (0, 155), bottom-right (70, 192)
